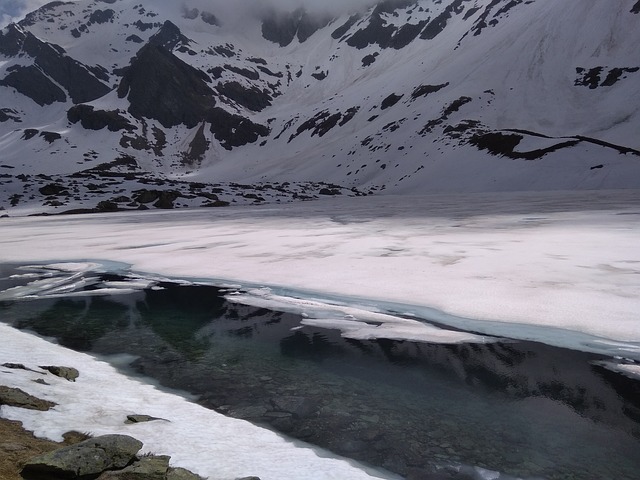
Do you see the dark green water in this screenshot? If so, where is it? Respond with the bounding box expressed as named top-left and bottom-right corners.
top-left (1, 263), bottom-right (640, 480)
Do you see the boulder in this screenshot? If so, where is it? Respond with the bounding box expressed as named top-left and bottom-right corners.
top-left (0, 386), bottom-right (55, 411)
top-left (39, 365), bottom-right (80, 382)
top-left (22, 434), bottom-right (143, 478)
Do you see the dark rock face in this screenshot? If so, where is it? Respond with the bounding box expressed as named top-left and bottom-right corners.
top-left (421, 0), bottom-right (467, 40)
top-left (22, 33), bottom-right (111, 103)
top-left (0, 65), bottom-right (67, 106)
top-left (22, 434), bottom-right (143, 478)
top-left (633, 0), bottom-right (640, 13)
top-left (0, 27), bottom-right (110, 105)
top-left (39, 183), bottom-right (69, 196)
top-left (207, 107), bottom-right (270, 150)
top-left (470, 0), bottom-right (527, 37)
top-left (0, 24), bottom-right (27, 56)
top-left (344, 1), bottom-right (422, 50)
top-left (149, 20), bottom-right (192, 51)
top-left (0, 108), bottom-right (21, 123)
top-left (331, 14), bottom-right (361, 40)
top-left (68, 105), bottom-right (134, 132)
top-left (0, 385), bottom-right (56, 411)
top-left (411, 83), bottom-right (449, 100)
top-left (381, 93), bottom-right (403, 109)
top-left (288, 107), bottom-right (359, 142)
top-left (89, 9), bottom-right (115, 24)
top-left (118, 44), bottom-right (216, 128)
top-left (216, 81), bottom-right (272, 112)
top-left (18, 1), bottom-right (70, 27)
top-left (575, 66), bottom-right (640, 89)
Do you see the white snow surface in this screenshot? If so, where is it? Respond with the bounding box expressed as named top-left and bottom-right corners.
top-left (1, 190), bottom-right (639, 357)
top-left (0, 323), bottom-right (396, 480)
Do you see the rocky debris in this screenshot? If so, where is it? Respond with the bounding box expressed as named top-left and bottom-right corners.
top-left (125, 414), bottom-right (168, 424)
top-left (2, 363), bottom-right (44, 374)
top-left (39, 366), bottom-right (80, 382)
top-left (22, 434), bottom-right (143, 478)
top-left (0, 386), bottom-right (56, 411)
top-left (132, 189), bottom-right (181, 209)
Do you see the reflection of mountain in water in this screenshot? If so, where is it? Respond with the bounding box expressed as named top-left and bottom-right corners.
top-left (2, 279), bottom-right (640, 480)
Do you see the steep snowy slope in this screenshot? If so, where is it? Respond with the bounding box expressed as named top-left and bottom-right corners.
top-left (1, 0), bottom-right (639, 214)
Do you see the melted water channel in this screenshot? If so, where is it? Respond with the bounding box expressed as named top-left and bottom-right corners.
top-left (1, 264), bottom-right (639, 480)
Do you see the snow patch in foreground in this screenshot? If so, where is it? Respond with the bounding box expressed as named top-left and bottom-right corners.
top-left (0, 323), bottom-right (397, 480)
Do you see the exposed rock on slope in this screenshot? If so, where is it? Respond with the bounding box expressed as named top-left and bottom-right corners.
top-left (117, 44), bottom-right (215, 128)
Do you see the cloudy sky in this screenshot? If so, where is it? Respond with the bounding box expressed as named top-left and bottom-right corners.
top-left (0, 0), bottom-right (45, 27)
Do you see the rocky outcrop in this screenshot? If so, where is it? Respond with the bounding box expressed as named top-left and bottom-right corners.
top-left (0, 386), bottom-right (56, 411)
top-left (215, 81), bottom-right (272, 112)
top-left (0, 25), bottom-right (110, 105)
top-left (207, 108), bottom-right (270, 150)
top-left (21, 433), bottom-right (205, 480)
top-left (67, 105), bottom-right (134, 132)
top-left (117, 44), bottom-right (216, 128)
top-left (149, 20), bottom-right (193, 52)
top-left (22, 434), bottom-right (143, 478)
top-left (0, 65), bottom-right (67, 106)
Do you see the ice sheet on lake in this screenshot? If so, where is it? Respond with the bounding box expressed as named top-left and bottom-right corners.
top-left (226, 288), bottom-right (492, 344)
top-left (0, 323), bottom-right (397, 480)
top-left (1, 190), bottom-right (639, 355)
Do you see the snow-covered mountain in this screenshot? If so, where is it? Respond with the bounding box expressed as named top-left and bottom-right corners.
top-left (1, 0), bottom-right (639, 214)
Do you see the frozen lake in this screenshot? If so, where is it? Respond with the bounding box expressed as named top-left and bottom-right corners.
top-left (1, 190), bottom-right (640, 479)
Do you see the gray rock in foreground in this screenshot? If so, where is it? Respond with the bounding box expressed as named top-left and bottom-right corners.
top-left (22, 434), bottom-right (143, 478)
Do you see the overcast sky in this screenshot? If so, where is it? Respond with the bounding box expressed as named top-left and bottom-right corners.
top-left (1, 0), bottom-right (385, 28)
